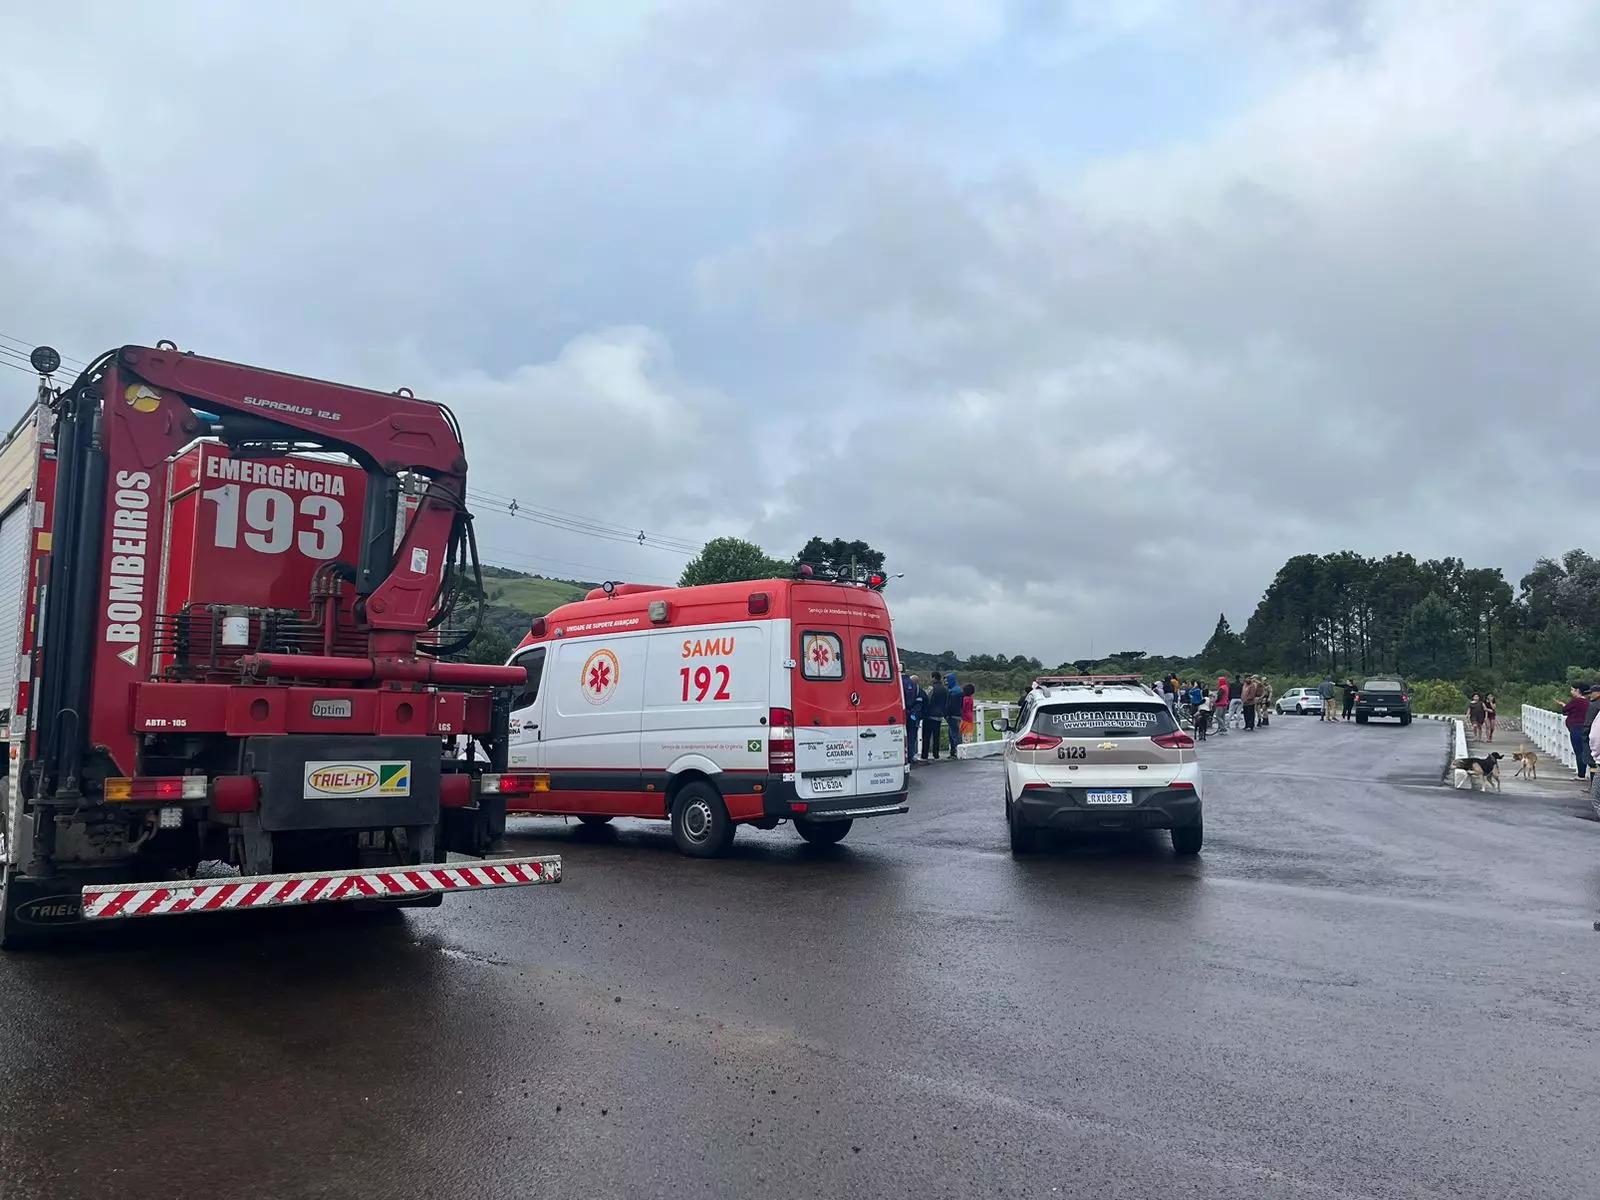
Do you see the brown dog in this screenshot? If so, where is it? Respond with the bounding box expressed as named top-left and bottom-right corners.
top-left (1510, 748), bottom-right (1538, 781)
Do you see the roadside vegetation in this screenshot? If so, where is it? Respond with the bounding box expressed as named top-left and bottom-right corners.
top-left (457, 542), bottom-right (1597, 715)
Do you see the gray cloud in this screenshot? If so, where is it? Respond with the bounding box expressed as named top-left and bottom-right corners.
top-left (2, 1), bottom-right (1596, 662)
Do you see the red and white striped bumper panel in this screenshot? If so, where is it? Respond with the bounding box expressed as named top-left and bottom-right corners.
top-left (80, 855), bottom-right (562, 921)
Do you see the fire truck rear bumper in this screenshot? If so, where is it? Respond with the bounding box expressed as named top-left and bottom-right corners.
top-left (81, 854), bottom-right (561, 921)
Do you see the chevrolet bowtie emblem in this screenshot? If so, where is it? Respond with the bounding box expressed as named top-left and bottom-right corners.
top-left (1098, 742), bottom-right (1117, 750)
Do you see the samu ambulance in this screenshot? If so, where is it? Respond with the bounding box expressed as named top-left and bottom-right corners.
top-left (480, 572), bottom-right (909, 856)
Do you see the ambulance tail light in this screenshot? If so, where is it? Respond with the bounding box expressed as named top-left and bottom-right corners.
top-left (768, 707), bottom-right (795, 771)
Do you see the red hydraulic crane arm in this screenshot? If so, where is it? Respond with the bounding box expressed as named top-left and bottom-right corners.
top-left (48, 345), bottom-right (473, 782)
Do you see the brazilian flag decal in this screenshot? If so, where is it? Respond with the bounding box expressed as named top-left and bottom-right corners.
top-left (378, 762), bottom-right (411, 795)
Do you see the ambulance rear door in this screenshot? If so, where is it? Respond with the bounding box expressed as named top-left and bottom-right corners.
top-left (792, 606), bottom-right (858, 801)
top-left (848, 597), bottom-right (906, 798)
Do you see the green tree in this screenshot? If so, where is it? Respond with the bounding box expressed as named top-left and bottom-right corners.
top-left (679, 537), bottom-right (788, 587)
top-left (1201, 612), bottom-right (1245, 666)
top-left (1398, 594), bottom-right (1469, 676)
top-left (1456, 566), bottom-right (1514, 667)
top-left (458, 626), bottom-right (515, 666)
top-left (795, 536), bottom-right (885, 578)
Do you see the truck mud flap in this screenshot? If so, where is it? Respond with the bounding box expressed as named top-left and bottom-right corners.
top-left (81, 854), bottom-right (561, 922)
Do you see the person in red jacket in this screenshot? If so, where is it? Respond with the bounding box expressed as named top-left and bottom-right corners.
top-left (1562, 685), bottom-right (1590, 779)
top-left (1213, 675), bottom-right (1231, 735)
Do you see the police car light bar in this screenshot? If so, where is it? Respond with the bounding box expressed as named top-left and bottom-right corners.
top-left (1032, 674), bottom-right (1147, 686)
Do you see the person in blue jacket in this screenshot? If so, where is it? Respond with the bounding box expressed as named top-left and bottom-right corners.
top-left (902, 672), bottom-right (924, 765)
top-left (944, 672), bottom-right (963, 753)
top-left (922, 674), bottom-right (948, 760)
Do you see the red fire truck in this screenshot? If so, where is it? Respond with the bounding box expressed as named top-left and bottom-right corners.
top-left (0, 344), bottom-right (560, 947)
top-left (485, 572), bottom-right (909, 855)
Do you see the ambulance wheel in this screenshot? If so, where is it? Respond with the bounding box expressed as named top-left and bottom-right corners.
top-left (577, 815), bottom-right (614, 827)
top-left (671, 782), bottom-right (734, 858)
top-left (793, 817), bottom-right (852, 846)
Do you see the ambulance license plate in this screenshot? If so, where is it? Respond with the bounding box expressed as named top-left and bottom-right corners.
top-left (809, 775), bottom-right (847, 793)
top-left (1085, 790), bottom-right (1133, 806)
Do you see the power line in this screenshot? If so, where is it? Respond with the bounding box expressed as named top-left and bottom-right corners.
top-left (470, 495), bottom-right (700, 553)
top-left (468, 484), bottom-right (700, 552)
top-left (0, 332), bottom-right (89, 370)
top-left (478, 543), bottom-right (643, 579)
top-left (469, 491), bottom-right (696, 557)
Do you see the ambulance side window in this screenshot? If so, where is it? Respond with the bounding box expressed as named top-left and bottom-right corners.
top-left (509, 647), bottom-right (545, 713)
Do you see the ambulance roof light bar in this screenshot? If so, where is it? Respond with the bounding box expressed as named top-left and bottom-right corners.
top-left (793, 562), bottom-right (895, 590)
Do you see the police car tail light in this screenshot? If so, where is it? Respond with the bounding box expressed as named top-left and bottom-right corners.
top-left (768, 707), bottom-right (795, 771)
top-left (1014, 733), bottom-right (1061, 751)
top-left (1152, 731), bottom-right (1195, 749)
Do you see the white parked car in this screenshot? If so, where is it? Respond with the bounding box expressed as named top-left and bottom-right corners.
top-left (1001, 677), bottom-right (1202, 856)
top-left (1276, 687), bottom-right (1325, 715)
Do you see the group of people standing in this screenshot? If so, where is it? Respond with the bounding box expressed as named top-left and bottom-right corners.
top-left (1158, 674), bottom-right (1274, 741)
top-left (1560, 682), bottom-right (1600, 783)
top-left (902, 672), bottom-right (975, 763)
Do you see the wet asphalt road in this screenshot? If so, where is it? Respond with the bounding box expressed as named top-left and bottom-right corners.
top-left (2, 718), bottom-right (1598, 1199)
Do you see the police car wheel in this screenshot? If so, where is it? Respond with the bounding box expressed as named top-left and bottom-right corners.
top-left (794, 816), bottom-right (851, 845)
top-left (671, 782), bottom-right (734, 858)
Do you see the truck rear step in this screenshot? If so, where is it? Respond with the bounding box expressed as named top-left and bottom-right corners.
top-left (81, 854), bottom-right (561, 921)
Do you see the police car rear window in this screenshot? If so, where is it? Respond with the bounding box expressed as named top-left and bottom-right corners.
top-left (1032, 703), bottom-right (1178, 739)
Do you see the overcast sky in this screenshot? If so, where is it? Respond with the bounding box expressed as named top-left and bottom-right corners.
top-left (3, 1), bottom-right (1597, 663)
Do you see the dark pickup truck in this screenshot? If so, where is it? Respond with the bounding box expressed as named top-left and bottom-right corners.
top-left (1354, 679), bottom-right (1411, 725)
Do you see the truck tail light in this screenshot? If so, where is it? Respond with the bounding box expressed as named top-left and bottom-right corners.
top-left (1152, 731), bottom-right (1195, 749)
top-left (104, 776), bottom-right (209, 802)
top-left (769, 707), bottom-right (795, 771)
top-left (480, 773), bottom-right (550, 797)
top-left (440, 774), bottom-right (473, 809)
top-left (211, 776), bottom-right (260, 813)
top-left (1014, 733), bottom-right (1062, 750)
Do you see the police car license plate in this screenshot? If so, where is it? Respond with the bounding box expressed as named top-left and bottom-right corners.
top-left (809, 775), bottom-right (847, 793)
top-left (1085, 790), bottom-right (1133, 806)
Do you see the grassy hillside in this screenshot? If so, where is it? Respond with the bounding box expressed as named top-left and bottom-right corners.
top-left (479, 566), bottom-right (593, 615)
